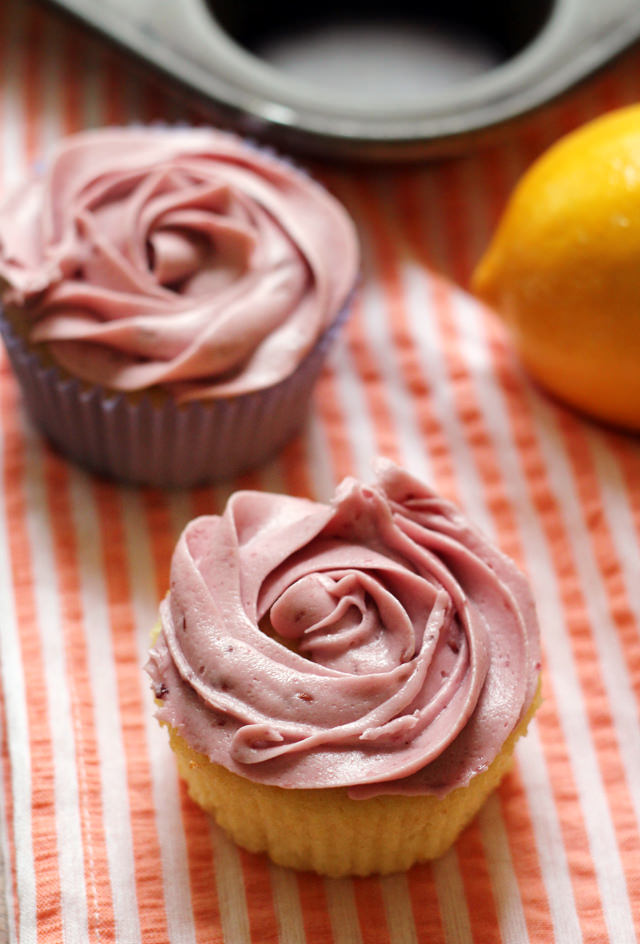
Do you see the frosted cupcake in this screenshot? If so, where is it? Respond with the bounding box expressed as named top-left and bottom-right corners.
top-left (146, 461), bottom-right (542, 875)
top-left (0, 127), bottom-right (358, 486)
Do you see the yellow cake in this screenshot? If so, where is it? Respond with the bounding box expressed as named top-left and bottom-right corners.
top-left (166, 690), bottom-right (540, 876)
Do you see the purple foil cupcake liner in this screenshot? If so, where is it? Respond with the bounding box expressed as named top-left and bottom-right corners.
top-left (0, 302), bottom-right (351, 488)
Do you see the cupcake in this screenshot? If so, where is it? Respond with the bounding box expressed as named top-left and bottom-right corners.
top-left (146, 460), bottom-right (541, 876)
top-left (0, 127), bottom-right (358, 487)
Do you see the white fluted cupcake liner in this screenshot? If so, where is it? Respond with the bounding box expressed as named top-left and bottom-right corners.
top-left (0, 301), bottom-right (351, 487)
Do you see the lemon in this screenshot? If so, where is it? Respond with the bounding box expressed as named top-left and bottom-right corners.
top-left (472, 105), bottom-right (640, 430)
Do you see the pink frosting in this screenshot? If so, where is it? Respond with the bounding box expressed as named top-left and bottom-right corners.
top-left (146, 461), bottom-right (541, 797)
top-left (0, 128), bottom-right (358, 401)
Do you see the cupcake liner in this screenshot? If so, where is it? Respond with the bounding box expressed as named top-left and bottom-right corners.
top-left (0, 300), bottom-right (351, 487)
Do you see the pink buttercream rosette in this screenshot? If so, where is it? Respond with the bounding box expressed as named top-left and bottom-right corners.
top-left (0, 127), bottom-right (358, 486)
top-left (147, 462), bottom-right (541, 797)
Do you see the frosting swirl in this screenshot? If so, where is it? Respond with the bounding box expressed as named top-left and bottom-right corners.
top-left (0, 128), bottom-right (358, 401)
top-left (147, 462), bottom-right (541, 797)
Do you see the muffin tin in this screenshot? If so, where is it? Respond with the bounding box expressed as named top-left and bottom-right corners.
top-left (44, 0), bottom-right (640, 159)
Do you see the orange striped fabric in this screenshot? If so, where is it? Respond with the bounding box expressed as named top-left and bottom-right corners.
top-left (1, 2), bottom-right (640, 941)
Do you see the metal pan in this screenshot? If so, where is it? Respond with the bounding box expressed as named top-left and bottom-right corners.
top-left (42, 0), bottom-right (640, 160)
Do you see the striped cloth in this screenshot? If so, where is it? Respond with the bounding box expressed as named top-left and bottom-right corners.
top-left (2, 2), bottom-right (640, 941)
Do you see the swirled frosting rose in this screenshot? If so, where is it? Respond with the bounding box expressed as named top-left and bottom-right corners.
top-left (0, 127), bottom-right (358, 401)
top-left (147, 461), bottom-right (541, 797)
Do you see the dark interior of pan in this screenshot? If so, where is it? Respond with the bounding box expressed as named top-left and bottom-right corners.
top-left (213, 0), bottom-right (553, 82)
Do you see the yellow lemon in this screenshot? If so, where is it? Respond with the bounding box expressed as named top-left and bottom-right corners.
top-left (472, 104), bottom-right (640, 430)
